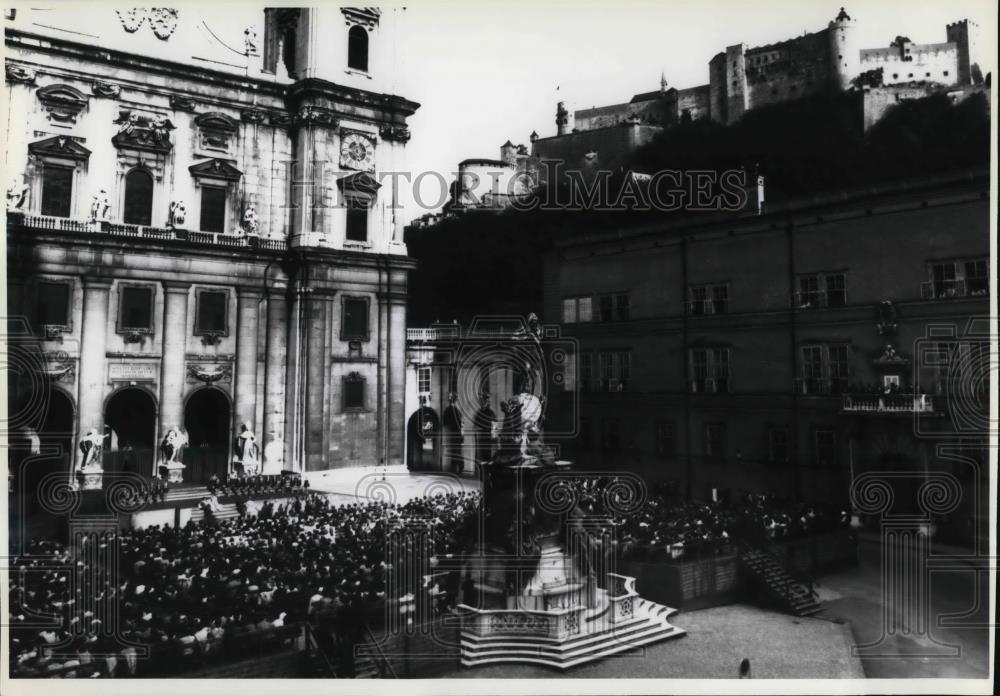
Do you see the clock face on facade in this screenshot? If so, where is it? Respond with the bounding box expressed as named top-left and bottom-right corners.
top-left (340, 132), bottom-right (376, 172)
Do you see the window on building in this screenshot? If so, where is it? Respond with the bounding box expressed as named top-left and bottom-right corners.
top-left (345, 203), bottom-right (368, 242)
top-left (417, 366), bottom-right (431, 395)
top-left (195, 290), bottom-right (228, 334)
top-left (690, 347), bottom-right (731, 393)
top-left (123, 169), bottom-right (154, 226)
top-left (614, 293), bottom-right (630, 321)
top-left (562, 296), bottom-right (593, 323)
top-left (598, 350), bottom-right (631, 392)
top-left (800, 344), bottom-right (850, 395)
top-left (562, 298), bottom-right (577, 323)
top-left (343, 373), bottom-right (365, 410)
top-left (347, 25), bottom-right (369, 72)
top-left (797, 273), bottom-right (846, 308)
top-left (927, 258), bottom-right (989, 298)
top-left (36, 281), bottom-right (71, 327)
top-left (341, 297), bottom-right (369, 340)
top-left (199, 186), bottom-right (227, 233)
top-left (655, 421), bottom-right (675, 457)
top-left (119, 286), bottom-right (153, 331)
top-left (767, 426), bottom-right (789, 464)
top-left (943, 70), bottom-right (949, 77)
top-left (598, 294), bottom-right (614, 322)
top-left (601, 418), bottom-right (621, 452)
top-left (814, 429), bottom-right (837, 468)
top-left (704, 422), bottom-right (726, 462)
top-left (40, 165), bottom-right (73, 218)
top-left (689, 284), bottom-right (728, 314)
top-left (580, 352), bottom-right (594, 392)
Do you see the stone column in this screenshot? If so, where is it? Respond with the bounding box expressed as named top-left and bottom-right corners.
top-left (387, 295), bottom-right (408, 466)
top-left (263, 286), bottom-right (288, 473)
top-left (234, 287), bottom-right (263, 432)
top-left (303, 289), bottom-right (332, 472)
top-left (75, 277), bottom-right (112, 474)
top-left (284, 284), bottom-right (307, 473)
top-left (158, 282), bottom-right (190, 453)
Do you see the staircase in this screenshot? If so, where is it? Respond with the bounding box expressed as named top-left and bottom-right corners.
top-left (459, 597), bottom-right (685, 670)
top-left (740, 548), bottom-right (821, 617)
top-left (190, 502), bottom-right (241, 524)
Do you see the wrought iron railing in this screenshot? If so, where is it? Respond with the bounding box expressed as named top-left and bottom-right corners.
top-left (841, 393), bottom-right (935, 413)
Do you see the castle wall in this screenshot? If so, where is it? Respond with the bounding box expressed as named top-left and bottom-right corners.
top-left (860, 43), bottom-right (959, 86)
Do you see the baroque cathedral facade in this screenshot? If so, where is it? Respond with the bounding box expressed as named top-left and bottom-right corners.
top-left (5, 7), bottom-right (419, 487)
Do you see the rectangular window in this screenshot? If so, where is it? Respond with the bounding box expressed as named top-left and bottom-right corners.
top-left (798, 275), bottom-right (822, 308)
top-left (614, 293), bottom-right (630, 321)
top-left (343, 376), bottom-right (365, 410)
top-left (825, 273), bottom-right (846, 307)
top-left (36, 281), bottom-right (71, 327)
top-left (815, 430), bottom-right (837, 468)
top-left (341, 297), bottom-right (369, 341)
top-left (690, 348), bottom-right (731, 393)
top-left (195, 290), bottom-right (228, 334)
top-left (925, 259), bottom-right (987, 298)
top-left (597, 350), bottom-right (631, 392)
top-left (602, 418), bottom-right (621, 452)
top-left (41, 165), bottom-right (73, 218)
top-left (119, 286), bottom-right (153, 331)
top-left (598, 295), bottom-right (614, 322)
top-left (578, 296), bottom-right (593, 322)
top-left (199, 186), bottom-right (227, 233)
top-left (346, 204), bottom-right (368, 242)
top-left (562, 298), bottom-right (577, 323)
top-left (655, 421), bottom-right (675, 457)
top-left (580, 352), bottom-right (594, 392)
top-left (801, 344), bottom-right (850, 395)
top-left (417, 366), bottom-right (431, 395)
top-left (704, 422), bottom-right (726, 462)
top-left (767, 426), bottom-right (789, 464)
top-left (688, 284), bottom-right (728, 314)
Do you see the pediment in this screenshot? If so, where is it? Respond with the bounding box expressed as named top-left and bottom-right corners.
top-left (337, 171), bottom-right (382, 194)
top-left (194, 111), bottom-right (239, 133)
top-left (28, 136), bottom-right (91, 161)
top-left (189, 158), bottom-right (243, 181)
top-left (37, 83), bottom-right (89, 109)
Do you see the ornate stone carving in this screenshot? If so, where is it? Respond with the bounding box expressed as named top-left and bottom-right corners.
top-left (241, 108), bottom-right (267, 124)
top-left (168, 200), bottom-right (187, 228)
top-left (379, 124), bottom-right (411, 143)
top-left (5, 64), bottom-right (36, 85)
top-left (91, 81), bottom-right (122, 99)
top-left (169, 95), bottom-right (197, 112)
top-left (341, 7), bottom-right (380, 29)
top-left (195, 112), bottom-right (238, 153)
top-left (189, 158), bottom-right (243, 182)
top-left (116, 8), bottom-right (179, 40)
top-left (28, 135), bottom-right (91, 162)
top-left (122, 329), bottom-right (150, 345)
top-left (200, 332), bottom-right (223, 347)
top-left (112, 110), bottom-right (175, 152)
top-left (242, 205), bottom-right (259, 235)
top-left (37, 84), bottom-right (90, 125)
top-left (293, 106), bottom-right (338, 128)
top-left (90, 189), bottom-right (111, 222)
top-left (269, 111), bottom-right (291, 127)
top-left (7, 179), bottom-right (30, 211)
top-left (187, 362), bottom-right (233, 383)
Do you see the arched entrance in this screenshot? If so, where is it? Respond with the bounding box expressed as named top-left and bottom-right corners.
top-left (184, 388), bottom-right (231, 483)
top-left (104, 387), bottom-right (156, 476)
top-left (407, 407), bottom-right (439, 471)
top-left (20, 388), bottom-right (75, 511)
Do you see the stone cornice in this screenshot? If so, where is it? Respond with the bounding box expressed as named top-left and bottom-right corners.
top-left (286, 77), bottom-right (420, 123)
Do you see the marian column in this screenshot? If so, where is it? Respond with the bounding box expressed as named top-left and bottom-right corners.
top-left (158, 282), bottom-right (190, 451)
top-left (75, 277), bottom-right (112, 474)
top-left (234, 287), bottom-right (263, 432)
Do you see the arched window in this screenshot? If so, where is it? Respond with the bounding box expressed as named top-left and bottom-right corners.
top-left (123, 169), bottom-right (153, 226)
top-left (347, 25), bottom-right (369, 72)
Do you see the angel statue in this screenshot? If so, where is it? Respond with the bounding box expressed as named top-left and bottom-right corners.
top-left (6, 179), bottom-right (30, 211)
top-left (242, 205), bottom-right (258, 235)
top-left (159, 426), bottom-right (187, 465)
top-left (169, 200), bottom-right (187, 228)
top-left (90, 189), bottom-right (110, 221)
top-left (78, 429), bottom-right (106, 471)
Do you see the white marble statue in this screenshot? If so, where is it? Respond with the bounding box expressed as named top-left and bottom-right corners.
top-left (90, 189), bottom-right (110, 221)
top-left (242, 205), bottom-right (258, 235)
top-left (159, 426), bottom-right (187, 464)
top-left (7, 179), bottom-right (29, 211)
top-left (233, 423), bottom-right (260, 476)
top-left (78, 429), bottom-right (104, 470)
top-left (169, 200), bottom-right (187, 228)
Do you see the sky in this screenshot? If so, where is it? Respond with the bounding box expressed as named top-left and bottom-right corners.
top-left (391, 0), bottom-right (997, 221)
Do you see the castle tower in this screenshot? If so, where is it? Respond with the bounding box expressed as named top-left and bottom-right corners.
top-left (946, 19), bottom-right (981, 85)
top-left (500, 140), bottom-right (517, 165)
top-left (555, 101), bottom-right (574, 135)
top-left (828, 7), bottom-right (860, 90)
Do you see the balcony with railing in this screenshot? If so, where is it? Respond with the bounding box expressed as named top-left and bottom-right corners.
top-left (8, 212), bottom-right (287, 251)
top-left (920, 278), bottom-right (988, 299)
top-left (841, 393), bottom-right (936, 414)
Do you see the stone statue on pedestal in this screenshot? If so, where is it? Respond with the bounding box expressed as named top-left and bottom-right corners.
top-left (90, 189), bottom-right (110, 221)
top-left (233, 423), bottom-right (260, 476)
top-left (159, 426), bottom-right (188, 482)
top-left (78, 429), bottom-right (104, 471)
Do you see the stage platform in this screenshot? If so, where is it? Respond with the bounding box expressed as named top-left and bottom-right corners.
top-left (303, 464), bottom-right (482, 505)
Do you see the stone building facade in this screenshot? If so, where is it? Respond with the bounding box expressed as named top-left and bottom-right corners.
top-left (542, 171), bottom-right (989, 529)
top-left (5, 7), bottom-right (419, 486)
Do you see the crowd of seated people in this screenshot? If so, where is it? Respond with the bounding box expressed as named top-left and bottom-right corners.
top-left (8, 490), bottom-right (480, 678)
top-left (206, 474), bottom-right (312, 499)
